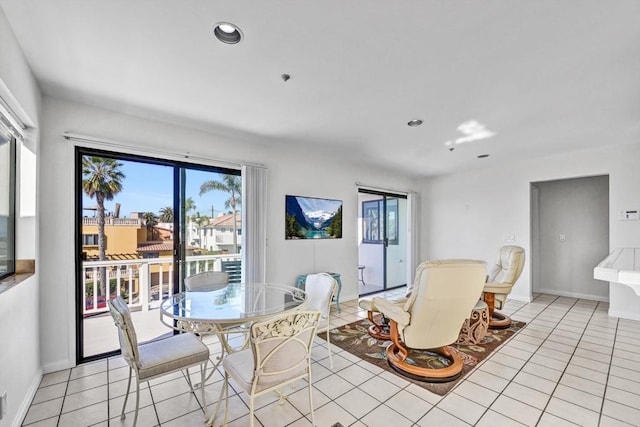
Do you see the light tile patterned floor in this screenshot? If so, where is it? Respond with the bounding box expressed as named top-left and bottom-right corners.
top-left (22, 290), bottom-right (640, 426)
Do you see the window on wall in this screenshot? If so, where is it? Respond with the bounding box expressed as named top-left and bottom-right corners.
top-left (82, 234), bottom-right (100, 246)
top-left (0, 128), bottom-right (16, 280)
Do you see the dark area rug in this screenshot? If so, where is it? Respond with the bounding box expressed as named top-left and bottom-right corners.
top-left (322, 316), bottom-right (525, 396)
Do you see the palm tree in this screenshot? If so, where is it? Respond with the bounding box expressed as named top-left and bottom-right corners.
top-left (82, 156), bottom-right (125, 294)
top-left (158, 206), bottom-right (173, 223)
top-left (185, 197), bottom-right (196, 221)
top-left (200, 174), bottom-right (241, 253)
top-left (141, 212), bottom-right (158, 240)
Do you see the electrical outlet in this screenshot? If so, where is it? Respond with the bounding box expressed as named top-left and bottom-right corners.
top-left (559, 234), bottom-right (567, 242)
top-left (0, 391), bottom-right (6, 419)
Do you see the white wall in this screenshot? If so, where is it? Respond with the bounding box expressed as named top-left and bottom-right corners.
top-left (0, 5), bottom-right (42, 427)
top-left (38, 96), bottom-right (416, 371)
top-left (419, 141), bottom-right (640, 303)
top-left (534, 176), bottom-right (609, 300)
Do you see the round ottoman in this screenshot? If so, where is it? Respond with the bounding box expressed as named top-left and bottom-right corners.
top-left (456, 300), bottom-right (489, 345)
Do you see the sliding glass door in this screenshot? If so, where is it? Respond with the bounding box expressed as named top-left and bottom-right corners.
top-left (76, 147), bottom-right (241, 362)
top-left (358, 190), bottom-right (408, 296)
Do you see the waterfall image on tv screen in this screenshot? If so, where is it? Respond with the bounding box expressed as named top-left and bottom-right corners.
top-left (285, 195), bottom-right (342, 239)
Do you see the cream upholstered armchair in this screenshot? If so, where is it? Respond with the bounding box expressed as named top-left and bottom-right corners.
top-left (357, 261), bottom-right (427, 340)
top-left (373, 259), bottom-right (486, 382)
top-left (483, 245), bottom-right (525, 329)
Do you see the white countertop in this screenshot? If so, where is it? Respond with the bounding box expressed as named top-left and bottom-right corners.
top-left (594, 248), bottom-right (640, 296)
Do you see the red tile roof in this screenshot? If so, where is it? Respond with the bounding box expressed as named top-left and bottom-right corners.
top-left (137, 241), bottom-right (173, 252)
top-left (206, 212), bottom-right (241, 228)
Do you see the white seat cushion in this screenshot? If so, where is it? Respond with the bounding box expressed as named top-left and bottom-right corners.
top-left (137, 333), bottom-right (209, 381)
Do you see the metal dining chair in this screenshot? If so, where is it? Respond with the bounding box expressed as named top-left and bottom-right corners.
top-left (215, 310), bottom-right (321, 427)
top-left (304, 272), bottom-right (338, 369)
top-left (107, 296), bottom-right (210, 426)
top-left (184, 270), bottom-right (229, 291)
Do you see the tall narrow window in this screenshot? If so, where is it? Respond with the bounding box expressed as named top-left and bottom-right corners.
top-left (0, 128), bottom-right (16, 280)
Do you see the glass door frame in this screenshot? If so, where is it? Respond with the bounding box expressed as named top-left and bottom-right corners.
top-left (75, 146), bottom-right (239, 364)
top-left (358, 189), bottom-right (408, 297)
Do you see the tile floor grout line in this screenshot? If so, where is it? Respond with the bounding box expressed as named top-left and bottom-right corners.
top-left (105, 358), bottom-right (111, 426)
top-left (445, 293), bottom-right (563, 426)
top-left (22, 293), bottom-right (640, 427)
top-left (532, 296), bottom-right (602, 426)
top-left (55, 369), bottom-right (72, 426)
top-left (595, 298), bottom-right (618, 427)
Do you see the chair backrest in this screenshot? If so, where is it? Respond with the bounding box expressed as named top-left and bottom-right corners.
top-left (402, 259), bottom-right (487, 349)
top-left (406, 260), bottom-right (430, 297)
top-left (184, 271), bottom-right (229, 291)
top-left (304, 273), bottom-right (337, 318)
top-left (250, 310), bottom-right (320, 387)
top-left (488, 245), bottom-right (525, 286)
top-left (107, 296), bottom-right (140, 367)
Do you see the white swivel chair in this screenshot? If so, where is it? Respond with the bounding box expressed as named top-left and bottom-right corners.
top-left (483, 245), bottom-right (525, 328)
top-left (218, 310), bottom-right (321, 427)
top-left (357, 261), bottom-right (427, 340)
top-left (304, 272), bottom-right (338, 368)
top-left (107, 296), bottom-right (210, 426)
top-left (184, 271), bottom-right (229, 291)
top-left (374, 259), bottom-right (487, 382)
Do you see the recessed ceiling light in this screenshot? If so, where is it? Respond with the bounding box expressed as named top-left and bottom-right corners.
top-left (407, 119), bottom-right (423, 127)
top-left (213, 22), bottom-right (243, 44)
top-left (477, 154), bottom-right (490, 158)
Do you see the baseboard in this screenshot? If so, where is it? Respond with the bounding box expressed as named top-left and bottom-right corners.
top-left (535, 288), bottom-right (609, 302)
top-left (42, 359), bottom-right (74, 374)
top-left (608, 309), bottom-right (640, 321)
top-left (11, 368), bottom-right (43, 427)
top-left (508, 294), bottom-right (532, 303)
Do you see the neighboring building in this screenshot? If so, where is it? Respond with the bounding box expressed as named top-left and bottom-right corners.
top-left (81, 216), bottom-right (146, 260)
top-left (81, 216), bottom-right (202, 297)
top-left (200, 212), bottom-right (242, 253)
top-left (82, 217), bottom-right (201, 260)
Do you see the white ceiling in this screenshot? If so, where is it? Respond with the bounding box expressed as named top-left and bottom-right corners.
top-left (1, 0), bottom-right (639, 177)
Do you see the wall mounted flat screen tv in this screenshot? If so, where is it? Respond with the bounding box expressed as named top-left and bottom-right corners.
top-left (285, 195), bottom-right (342, 239)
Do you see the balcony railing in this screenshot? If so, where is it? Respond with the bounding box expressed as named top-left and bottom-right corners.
top-left (82, 253), bottom-right (241, 316)
top-left (82, 217), bottom-right (143, 226)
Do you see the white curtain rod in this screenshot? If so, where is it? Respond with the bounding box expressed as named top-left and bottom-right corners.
top-left (0, 95), bottom-right (26, 141)
top-left (63, 132), bottom-right (265, 169)
top-left (355, 182), bottom-right (411, 195)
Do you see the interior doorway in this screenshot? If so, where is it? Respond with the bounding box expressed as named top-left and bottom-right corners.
top-left (530, 175), bottom-right (609, 301)
top-left (358, 190), bottom-right (408, 296)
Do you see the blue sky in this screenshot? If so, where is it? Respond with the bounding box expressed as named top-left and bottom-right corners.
top-left (81, 158), bottom-right (234, 219)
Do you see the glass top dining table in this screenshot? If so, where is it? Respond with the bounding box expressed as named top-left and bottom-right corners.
top-left (160, 283), bottom-right (307, 425)
top-left (160, 282), bottom-right (307, 333)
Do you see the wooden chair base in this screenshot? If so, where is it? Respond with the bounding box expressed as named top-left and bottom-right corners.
top-left (385, 320), bottom-right (463, 382)
top-left (367, 311), bottom-right (390, 340)
top-left (483, 292), bottom-right (512, 329)
top-left (386, 343), bottom-right (464, 383)
top-left (489, 311), bottom-right (512, 329)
